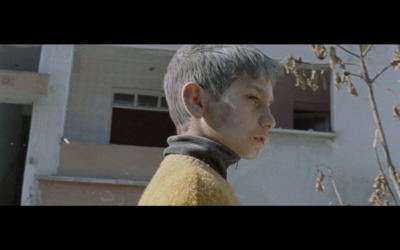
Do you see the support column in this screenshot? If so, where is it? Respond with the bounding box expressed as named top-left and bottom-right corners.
top-left (21, 45), bottom-right (74, 205)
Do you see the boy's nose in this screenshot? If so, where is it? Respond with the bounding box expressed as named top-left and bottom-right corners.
top-left (259, 111), bottom-right (276, 129)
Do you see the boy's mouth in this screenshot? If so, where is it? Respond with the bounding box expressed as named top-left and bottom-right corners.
top-left (254, 136), bottom-right (267, 145)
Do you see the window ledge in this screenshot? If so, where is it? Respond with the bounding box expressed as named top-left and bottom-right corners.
top-left (270, 128), bottom-right (337, 139)
top-left (37, 175), bottom-right (149, 187)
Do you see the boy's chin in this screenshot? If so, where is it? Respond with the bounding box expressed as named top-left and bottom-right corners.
top-left (240, 151), bottom-right (260, 160)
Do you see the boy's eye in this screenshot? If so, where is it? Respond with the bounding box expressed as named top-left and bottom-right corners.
top-left (248, 96), bottom-right (259, 104)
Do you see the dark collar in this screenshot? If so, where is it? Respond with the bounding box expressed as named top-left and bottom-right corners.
top-left (163, 135), bottom-right (240, 179)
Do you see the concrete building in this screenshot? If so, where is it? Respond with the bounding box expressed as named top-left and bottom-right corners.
top-left (0, 44), bottom-right (399, 205)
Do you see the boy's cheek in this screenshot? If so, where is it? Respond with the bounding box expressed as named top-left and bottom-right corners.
top-left (205, 103), bottom-right (232, 130)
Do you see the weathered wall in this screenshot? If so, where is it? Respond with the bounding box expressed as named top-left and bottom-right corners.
top-left (64, 45), bottom-right (175, 144)
top-left (20, 45), bottom-right (74, 205)
top-left (56, 44), bottom-right (400, 205)
top-left (227, 45), bottom-right (400, 205)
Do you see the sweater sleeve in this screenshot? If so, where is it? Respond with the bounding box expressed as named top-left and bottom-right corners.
top-left (138, 154), bottom-right (239, 206)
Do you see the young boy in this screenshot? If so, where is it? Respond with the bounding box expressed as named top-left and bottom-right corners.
top-left (138, 45), bottom-right (282, 206)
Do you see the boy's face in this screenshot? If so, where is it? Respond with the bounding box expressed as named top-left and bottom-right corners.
top-left (202, 73), bottom-right (276, 160)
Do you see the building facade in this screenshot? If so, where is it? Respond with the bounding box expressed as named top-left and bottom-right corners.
top-left (0, 44), bottom-right (399, 205)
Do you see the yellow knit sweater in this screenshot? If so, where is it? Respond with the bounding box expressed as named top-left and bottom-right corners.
top-left (138, 154), bottom-right (241, 206)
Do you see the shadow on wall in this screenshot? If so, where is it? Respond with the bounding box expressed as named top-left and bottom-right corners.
top-left (0, 45), bottom-right (42, 72)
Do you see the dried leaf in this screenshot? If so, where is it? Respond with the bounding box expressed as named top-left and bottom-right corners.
top-left (329, 46), bottom-right (346, 69)
top-left (394, 50), bottom-right (400, 60)
top-left (309, 69), bottom-right (319, 92)
top-left (320, 69), bottom-right (328, 90)
top-left (396, 172), bottom-right (400, 184)
top-left (298, 71), bottom-right (307, 90)
top-left (343, 72), bottom-right (358, 96)
top-left (369, 172), bottom-right (389, 206)
top-left (330, 47), bottom-right (337, 69)
top-left (337, 57), bottom-right (345, 69)
top-left (392, 51), bottom-right (400, 70)
top-left (310, 44), bottom-right (327, 60)
top-left (348, 82), bottom-right (358, 96)
top-left (316, 169), bottom-right (325, 193)
top-left (284, 64), bottom-right (292, 74)
top-left (334, 72), bottom-right (342, 91)
top-left (393, 105), bottom-right (400, 120)
top-left (368, 191), bottom-right (381, 205)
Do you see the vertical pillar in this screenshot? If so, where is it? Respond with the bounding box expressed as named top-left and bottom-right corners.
top-left (20, 45), bottom-right (74, 205)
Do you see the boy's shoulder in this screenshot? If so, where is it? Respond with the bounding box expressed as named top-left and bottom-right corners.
top-left (138, 154), bottom-right (240, 205)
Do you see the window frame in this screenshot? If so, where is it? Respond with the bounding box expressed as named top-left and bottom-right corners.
top-left (293, 102), bottom-right (331, 132)
top-left (271, 63), bottom-right (333, 133)
top-left (111, 88), bottom-right (168, 112)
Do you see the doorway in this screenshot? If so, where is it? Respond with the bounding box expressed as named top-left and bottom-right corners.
top-left (0, 103), bottom-right (32, 205)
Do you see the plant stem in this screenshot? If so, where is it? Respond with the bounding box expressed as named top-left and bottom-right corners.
top-left (362, 45), bottom-right (373, 57)
top-left (371, 63), bottom-right (393, 83)
top-left (326, 167), bottom-right (345, 206)
top-left (359, 45), bottom-right (400, 200)
top-left (374, 82), bottom-right (400, 97)
top-left (373, 129), bottom-right (398, 205)
top-left (336, 45), bottom-right (360, 58)
top-left (366, 82), bottom-right (400, 199)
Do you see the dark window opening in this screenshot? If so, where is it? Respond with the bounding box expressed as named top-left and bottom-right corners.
top-left (293, 102), bottom-right (330, 132)
top-left (271, 66), bottom-right (332, 132)
top-left (111, 91), bottom-right (174, 148)
top-left (110, 108), bottom-right (176, 148)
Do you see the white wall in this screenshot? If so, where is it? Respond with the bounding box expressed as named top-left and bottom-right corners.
top-left (227, 44), bottom-right (400, 205)
top-left (20, 45), bottom-right (74, 205)
top-left (65, 44), bottom-right (400, 205)
top-left (64, 45), bottom-right (175, 144)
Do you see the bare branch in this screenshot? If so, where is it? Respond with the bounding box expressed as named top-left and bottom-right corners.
top-left (359, 45), bottom-right (372, 83)
top-left (374, 81), bottom-right (400, 97)
top-left (317, 164), bottom-right (345, 206)
top-left (371, 63), bottom-right (393, 83)
top-left (348, 72), bottom-right (365, 80)
top-left (373, 129), bottom-right (399, 205)
top-left (366, 82), bottom-right (400, 199)
top-left (336, 45), bottom-right (360, 58)
top-left (343, 62), bottom-right (361, 67)
top-left (326, 167), bottom-right (345, 206)
top-left (362, 45), bottom-right (373, 57)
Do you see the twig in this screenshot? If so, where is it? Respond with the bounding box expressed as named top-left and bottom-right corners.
top-left (359, 45), bottom-right (400, 200)
top-left (348, 72), bottom-right (365, 80)
top-left (336, 45), bottom-right (360, 58)
top-left (374, 81), bottom-right (400, 97)
top-left (343, 62), bottom-right (361, 67)
top-left (371, 63), bottom-right (393, 83)
top-left (326, 167), bottom-right (345, 206)
top-left (365, 76), bottom-right (400, 199)
top-left (362, 45), bottom-right (373, 57)
top-left (359, 45), bottom-right (372, 82)
top-left (373, 129), bottom-right (398, 205)
top-left (317, 164), bottom-right (345, 206)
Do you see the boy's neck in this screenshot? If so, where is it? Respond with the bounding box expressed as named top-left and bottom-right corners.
top-left (163, 135), bottom-right (240, 179)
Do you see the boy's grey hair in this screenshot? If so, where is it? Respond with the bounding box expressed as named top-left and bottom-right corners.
top-left (163, 44), bottom-right (283, 134)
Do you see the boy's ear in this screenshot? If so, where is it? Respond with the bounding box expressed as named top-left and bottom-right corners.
top-left (182, 82), bottom-right (205, 119)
